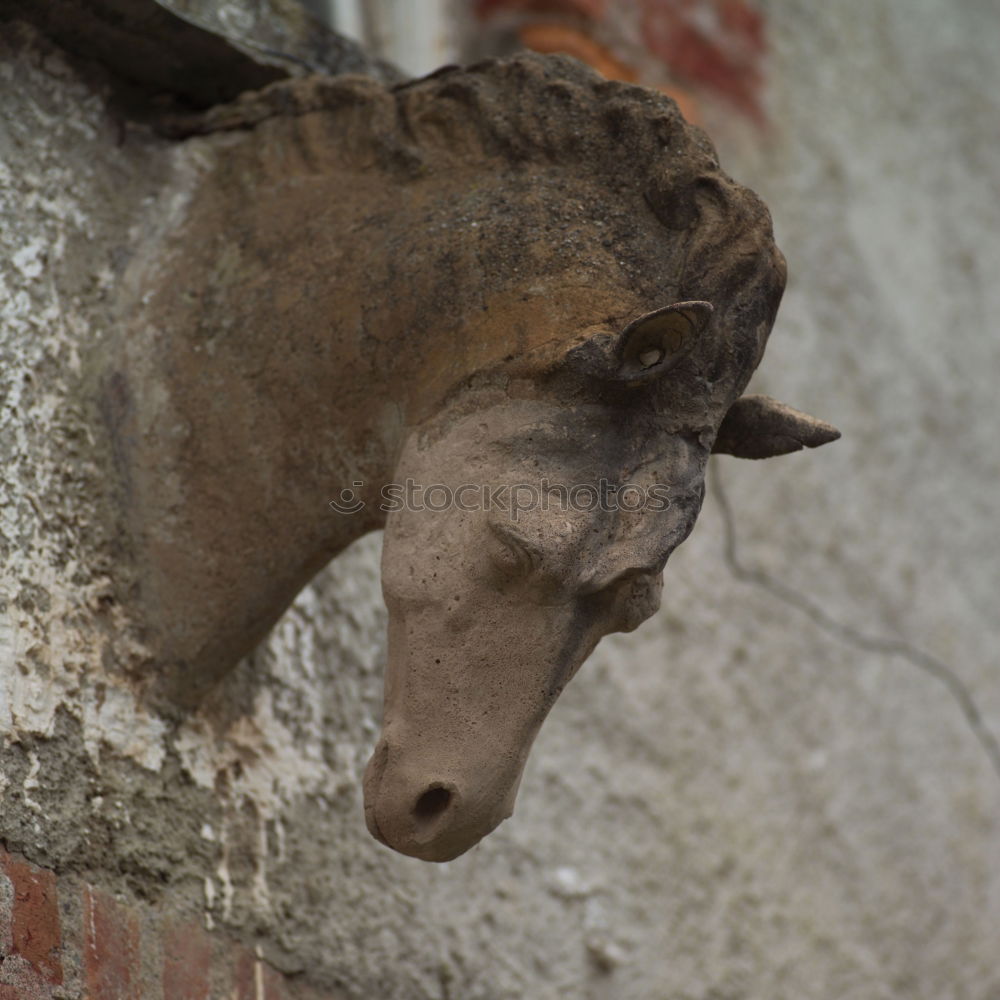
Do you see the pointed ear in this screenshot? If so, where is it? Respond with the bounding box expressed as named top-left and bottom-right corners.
top-left (612, 301), bottom-right (713, 384)
top-left (713, 394), bottom-right (840, 459)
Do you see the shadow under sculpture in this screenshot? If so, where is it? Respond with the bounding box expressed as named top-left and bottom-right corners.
top-left (112, 54), bottom-right (838, 861)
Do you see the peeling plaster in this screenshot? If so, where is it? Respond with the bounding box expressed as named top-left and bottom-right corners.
top-left (21, 751), bottom-right (42, 812)
top-left (172, 673), bottom-right (339, 812)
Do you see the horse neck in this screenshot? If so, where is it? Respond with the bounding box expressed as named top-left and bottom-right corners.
top-left (116, 137), bottom-right (422, 699)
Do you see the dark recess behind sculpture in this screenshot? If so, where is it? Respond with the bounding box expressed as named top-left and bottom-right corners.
top-left (0, 0), bottom-right (401, 119)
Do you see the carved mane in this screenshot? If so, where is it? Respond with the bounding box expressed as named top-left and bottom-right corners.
top-left (178, 53), bottom-right (785, 405)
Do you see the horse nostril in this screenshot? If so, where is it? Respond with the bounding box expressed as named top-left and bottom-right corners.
top-left (413, 784), bottom-right (453, 824)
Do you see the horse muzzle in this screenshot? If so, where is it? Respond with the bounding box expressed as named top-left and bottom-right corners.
top-left (362, 736), bottom-right (518, 862)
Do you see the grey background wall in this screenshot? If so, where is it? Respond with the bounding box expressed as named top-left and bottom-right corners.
top-left (1, 1), bottom-right (998, 997)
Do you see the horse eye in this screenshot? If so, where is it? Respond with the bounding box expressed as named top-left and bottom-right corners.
top-left (487, 524), bottom-right (539, 577)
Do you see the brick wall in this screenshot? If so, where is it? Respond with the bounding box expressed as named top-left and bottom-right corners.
top-left (0, 848), bottom-right (341, 1000)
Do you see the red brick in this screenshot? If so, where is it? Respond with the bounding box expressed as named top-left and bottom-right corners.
top-left (0, 860), bottom-right (11, 956)
top-left (162, 919), bottom-right (212, 1000)
top-left (232, 947), bottom-right (288, 1000)
top-left (0, 852), bottom-right (62, 985)
top-left (640, 0), bottom-right (767, 123)
top-left (232, 947), bottom-right (255, 1000)
top-left (84, 886), bottom-right (140, 1000)
top-left (260, 962), bottom-right (289, 1000)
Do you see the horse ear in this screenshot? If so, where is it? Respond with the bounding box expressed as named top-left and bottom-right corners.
top-left (712, 394), bottom-right (840, 459)
top-left (611, 301), bottom-right (714, 384)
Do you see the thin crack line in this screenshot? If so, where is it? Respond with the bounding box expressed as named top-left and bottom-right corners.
top-left (711, 469), bottom-right (1000, 783)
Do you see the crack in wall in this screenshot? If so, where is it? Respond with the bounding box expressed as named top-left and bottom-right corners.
top-left (710, 469), bottom-right (1000, 783)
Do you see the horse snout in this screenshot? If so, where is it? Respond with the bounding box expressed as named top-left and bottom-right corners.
top-left (363, 742), bottom-right (510, 862)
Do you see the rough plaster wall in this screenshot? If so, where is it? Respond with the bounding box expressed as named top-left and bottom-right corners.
top-left (2, 2), bottom-right (999, 998)
top-left (0, 24), bottom-right (217, 883)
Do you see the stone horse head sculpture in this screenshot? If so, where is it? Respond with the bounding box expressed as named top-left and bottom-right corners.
top-left (111, 54), bottom-right (837, 861)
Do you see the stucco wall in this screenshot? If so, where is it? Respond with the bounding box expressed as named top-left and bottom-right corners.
top-left (1, 1), bottom-right (998, 997)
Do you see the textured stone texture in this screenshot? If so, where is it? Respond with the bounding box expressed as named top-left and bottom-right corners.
top-left (1, 1), bottom-right (999, 998)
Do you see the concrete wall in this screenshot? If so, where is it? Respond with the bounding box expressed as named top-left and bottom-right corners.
top-left (1, 1), bottom-right (998, 997)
